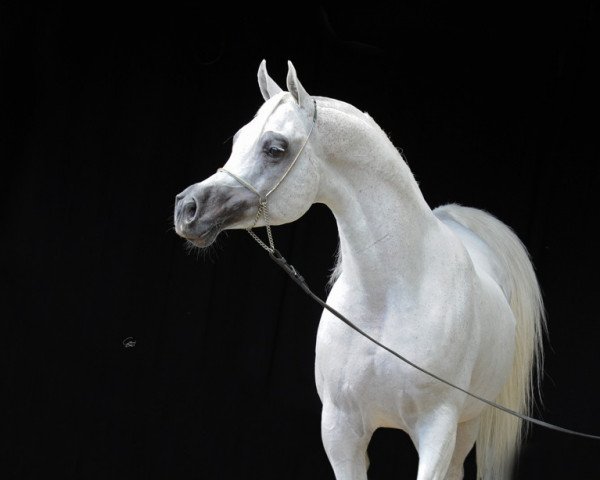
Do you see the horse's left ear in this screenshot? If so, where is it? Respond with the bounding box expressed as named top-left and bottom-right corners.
top-left (286, 61), bottom-right (312, 112)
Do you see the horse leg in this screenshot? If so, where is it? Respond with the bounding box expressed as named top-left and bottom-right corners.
top-left (443, 417), bottom-right (480, 480)
top-left (321, 402), bottom-right (372, 480)
top-left (414, 410), bottom-right (459, 480)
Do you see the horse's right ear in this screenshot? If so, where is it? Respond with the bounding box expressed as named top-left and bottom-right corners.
top-left (257, 60), bottom-right (283, 101)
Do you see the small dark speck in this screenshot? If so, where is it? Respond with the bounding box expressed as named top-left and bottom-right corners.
top-left (122, 336), bottom-right (137, 348)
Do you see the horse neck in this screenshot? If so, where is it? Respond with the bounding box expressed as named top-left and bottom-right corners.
top-left (315, 100), bottom-right (441, 291)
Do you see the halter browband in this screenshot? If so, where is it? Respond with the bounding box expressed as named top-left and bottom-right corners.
top-left (217, 97), bottom-right (317, 252)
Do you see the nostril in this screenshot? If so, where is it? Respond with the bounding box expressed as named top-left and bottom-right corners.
top-left (182, 199), bottom-right (198, 224)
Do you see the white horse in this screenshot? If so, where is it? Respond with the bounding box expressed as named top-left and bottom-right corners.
top-left (174, 61), bottom-right (545, 480)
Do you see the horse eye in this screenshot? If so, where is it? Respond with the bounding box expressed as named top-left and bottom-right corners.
top-left (267, 146), bottom-right (286, 158)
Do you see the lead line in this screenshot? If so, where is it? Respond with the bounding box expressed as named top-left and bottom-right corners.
top-left (265, 247), bottom-right (600, 441)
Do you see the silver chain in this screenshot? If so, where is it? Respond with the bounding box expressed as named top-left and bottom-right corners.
top-left (246, 200), bottom-right (275, 253)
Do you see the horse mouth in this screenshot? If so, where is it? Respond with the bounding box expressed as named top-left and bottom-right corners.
top-left (174, 182), bottom-right (257, 248)
top-left (177, 222), bottom-right (222, 248)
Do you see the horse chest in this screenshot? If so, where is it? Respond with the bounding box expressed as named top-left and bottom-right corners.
top-left (315, 308), bottom-right (441, 407)
top-left (313, 275), bottom-right (484, 428)
top-left (315, 315), bottom-right (449, 433)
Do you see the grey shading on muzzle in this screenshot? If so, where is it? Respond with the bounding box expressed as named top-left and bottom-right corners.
top-left (174, 181), bottom-right (255, 247)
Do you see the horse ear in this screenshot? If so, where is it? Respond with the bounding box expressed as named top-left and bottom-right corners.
top-left (257, 59), bottom-right (283, 101)
top-left (286, 61), bottom-right (312, 111)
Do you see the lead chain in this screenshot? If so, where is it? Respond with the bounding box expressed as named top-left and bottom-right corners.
top-left (246, 200), bottom-right (275, 253)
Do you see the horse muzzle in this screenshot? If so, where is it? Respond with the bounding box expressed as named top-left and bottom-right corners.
top-left (174, 181), bottom-right (255, 247)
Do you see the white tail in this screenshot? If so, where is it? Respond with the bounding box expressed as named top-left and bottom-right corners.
top-left (435, 204), bottom-right (546, 479)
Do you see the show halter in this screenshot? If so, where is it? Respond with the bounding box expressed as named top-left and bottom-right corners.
top-left (217, 98), bottom-right (600, 441)
top-left (217, 97), bottom-right (318, 253)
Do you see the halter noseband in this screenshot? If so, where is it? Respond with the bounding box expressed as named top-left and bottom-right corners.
top-left (217, 98), bottom-right (317, 253)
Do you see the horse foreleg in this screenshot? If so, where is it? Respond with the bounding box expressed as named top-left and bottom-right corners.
top-left (414, 409), bottom-right (459, 480)
top-left (443, 417), bottom-right (480, 480)
top-left (321, 402), bottom-right (372, 480)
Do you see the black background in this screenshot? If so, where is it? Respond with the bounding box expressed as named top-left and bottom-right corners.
top-left (3, 3), bottom-right (599, 479)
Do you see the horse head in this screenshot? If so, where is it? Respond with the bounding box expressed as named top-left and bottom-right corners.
top-left (174, 61), bottom-right (320, 248)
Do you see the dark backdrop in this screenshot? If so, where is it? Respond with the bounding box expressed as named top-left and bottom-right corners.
top-left (3, 3), bottom-right (599, 479)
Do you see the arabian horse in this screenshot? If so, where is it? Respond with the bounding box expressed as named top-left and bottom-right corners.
top-left (174, 61), bottom-right (545, 480)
